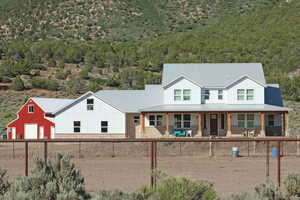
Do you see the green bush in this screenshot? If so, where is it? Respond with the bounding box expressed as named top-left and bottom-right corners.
top-left (30, 77), bottom-right (59, 91)
top-left (10, 76), bottom-right (25, 91)
top-left (0, 168), bottom-right (10, 196)
top-left (3, 153), bottom-right (90, 200)
top-left (284, 173), bottom-right (300, 198)
top-left (79, 69), bottom-right (89, 80)
top-left (254, 180), bottom-right (284, 200)
top-left (92, 190), bottom-right (143, 200)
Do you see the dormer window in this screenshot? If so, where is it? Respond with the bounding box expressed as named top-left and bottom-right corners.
top-left (174, 89), bottom-right (182, 101)
top-left (28, 105), bottom-right (34, 113)
top-left (204, 90), bottom-right (210, 100)
top-left (183, 89), bottom-right (191, 101)
top-left (87, 98), bottom-right (94, 110)
top-left (218, 90), bottom-right (223, 100)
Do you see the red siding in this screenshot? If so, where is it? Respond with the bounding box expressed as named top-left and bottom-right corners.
top-left (7, 99), bottom-right (54, 139)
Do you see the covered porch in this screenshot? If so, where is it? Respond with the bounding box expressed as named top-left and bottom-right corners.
top-left (138, 105), bottom-right (289, 138)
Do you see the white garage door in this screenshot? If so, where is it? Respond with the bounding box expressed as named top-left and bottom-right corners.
top-left (24, 124), bottom-right (38, 139)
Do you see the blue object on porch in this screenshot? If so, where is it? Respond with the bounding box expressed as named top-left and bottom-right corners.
top-left (232, 147), bottom-right (240, 159)
top-left (172, 129), bottom-right (187, 137)
top-left (272, 147), bottom-right (279, 158)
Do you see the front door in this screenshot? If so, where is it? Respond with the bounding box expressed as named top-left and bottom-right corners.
top-left (210, 114), bottom-right (218, 136)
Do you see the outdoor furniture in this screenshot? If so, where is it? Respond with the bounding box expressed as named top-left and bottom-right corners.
top-left (172, 129), bottom-right (192, 137)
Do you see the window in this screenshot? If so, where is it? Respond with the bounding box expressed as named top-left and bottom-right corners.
top-left (268, 115), bottom-right (275, 127)
top-left (133, 116), bottom-right (140, 125)
top-left (247, 114), bottom-right (254, 128)
top-left (246, 89), bottom-right (254, 100)
top-left (174, 114), bottom-right (191, 129)
top-left (204, 90), bottom-right (210, 100)
top-left (183, 89), bottom-right (191, 101)
top-left (174, 89), bottom-right (182, 101)
top-left (237, 114), bottom-right (245, 128)
top-left (149, 115), bottom-right (163, 126)
top-left (237, 114), bottom-right (255, 128)
top-left (87, 98), bottom-right (94, 110)
top-left (101, 121), bottom-right (108, 133)
top-left (74, 121), bottom-right (81, 133)
top-left (237, 89), bottom-right (245, 100)
top-left (218, 90), bottom-right (223, 100)
top-left (28, 105), bottom-right (34, 113)
top-left (221, 114), bottom-right (225, 129)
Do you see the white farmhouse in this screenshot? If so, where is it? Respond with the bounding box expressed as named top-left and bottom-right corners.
top-left (7, 63), bottom-right (290, 139)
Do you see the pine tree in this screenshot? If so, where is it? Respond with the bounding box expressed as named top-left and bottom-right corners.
top-left (10, 76), bottom-right (25, 91)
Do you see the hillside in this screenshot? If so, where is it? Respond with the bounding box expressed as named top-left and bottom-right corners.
top-left (0, 0), bottom-right (284, 42)
top-left (0, 0), bottom-right (300, 132)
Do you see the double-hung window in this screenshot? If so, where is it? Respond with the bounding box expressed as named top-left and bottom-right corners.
top-left (237, 89), bottom-right (245, 100)
top-left (174, 114), bottom-right (191, 129)
top-left (101, 121), bottom-right (108, 133)
top-left (28, 105), bottom-right (34, 113)
top-left (246, 114), bottom-right (254, 128)
top-left (183, 89), bottom-right (191, 101)
top-left (87, 98), bottom-right (94, 110)
top-left (268, 115), bottom-right (275, 127)
top-left (218, 90), bottom-right (223, 100)
top-left (149, 115), bottom-right (163, 126)
top-left (237, 114), bottom-right (245, 128)
top-left (246, 89), bottom-right (254, 100)
top-left (174, 89), bottom-right (182, 101)
top-left (204, 90), bottom-right (210, 100)
top-left (133, 116), bottom-right (140, 125)
top-left (74, 121), bottom-right (81, 133)
top-left (237, 114), bottom-right (255, 128)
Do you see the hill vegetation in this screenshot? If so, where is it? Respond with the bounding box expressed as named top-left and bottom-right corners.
top-left (0, 0), bottom-right (300, 131)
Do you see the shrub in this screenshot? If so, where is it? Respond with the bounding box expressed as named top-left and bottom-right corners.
top-left (140, 175), bottom-right (217, 200)
top-left (254, 180), bottom-right (284, 200)
top-left (284, 173), bottom-right (300, 198)
top-left (3, 153), bottom-right (90, 200)
top-left (92, 190), bottom-right (143, 200)
top-left (0, 168), bottom-right (10, 196)
top-left (30, 77), bottom-right (59, 91)
top-left (79, 69), bottom-right (89, 80)
top-left (10, 76), bottom-right (25, 91)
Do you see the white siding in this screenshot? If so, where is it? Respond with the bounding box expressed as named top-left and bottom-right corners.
top-left (54, 96), bottom-right (125, 134)
top-left (163, 78), bottom-right (201, 104)
top-left (227, 78), bottom-right (264, 104)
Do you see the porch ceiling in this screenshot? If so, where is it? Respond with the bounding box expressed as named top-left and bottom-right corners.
top-left (139, 104), bottom-right (290, 113)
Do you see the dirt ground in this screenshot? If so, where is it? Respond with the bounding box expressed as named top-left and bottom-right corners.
top-left (0, 142), bottom-right (300, 199)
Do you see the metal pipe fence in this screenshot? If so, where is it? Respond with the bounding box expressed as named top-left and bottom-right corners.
top-left (0, 137), bottom-right (299, 189)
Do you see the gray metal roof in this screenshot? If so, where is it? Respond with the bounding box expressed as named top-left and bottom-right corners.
top-left (32, 97), bottom-right (74, 113)
top-left (94, 85), bottom-right (163, 113)
top-left (162, 63), bottom-right (266, 88)
top-left (139, 104), bottom-right (289, 112)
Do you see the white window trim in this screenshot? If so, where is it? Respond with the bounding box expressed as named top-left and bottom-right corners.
top-left (218, 90), bottom-right (223, 100)
top-left (87, 98), bottom-right (94, 111)
top-left (237, 114), bottom-right (255, 128)
top-left (73, 121), bottom-right (81, 133)
top-left (149, 114), bottom-right (163, 126)
top-left (174, 114), bottom-right (191, 129)
top-left (28, 104), bottom-right (34, 113)
top-left (204, 89), bottom-right (210, 100)
top-left (101, 121), bottom-right (108, 133)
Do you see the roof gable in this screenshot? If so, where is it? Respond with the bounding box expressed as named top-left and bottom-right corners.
top-left (163, 76), bottom-right (202, 89)
top-left (162, 63), bottom-right (266, 88)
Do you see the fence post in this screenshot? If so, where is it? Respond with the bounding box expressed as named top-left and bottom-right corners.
top-left (12, 141), bottom-right (15, 159)
top-left (209, 142), bottom-right (214, 157)
top-left (44, 141), bottom-right (48, 163)
top-left (297, 136), bottom-right (299, 156)
top-left (266, 141), bottom-right (270, 178)
top-left (154, 142), bottom-right (157, 187)
top-left (25, 142), bottom-right (28, 176)
top-left (112, 143), bottom-right (115, 157)
top-left (78, 142), bottom-right (81, 158)
top-left (253, 141), bottom-right (256, 156)
top-left (150, 142), bottom-right (154, 188)
top-left (277, 141), bottom-right (281, 186)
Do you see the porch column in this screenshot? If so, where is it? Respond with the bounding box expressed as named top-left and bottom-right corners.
top-left (140, 113), bottom-right (145, 135)
top-left (197, 112), bottom-right (203, 137)
top-left (260, 112), bottom-right (266, 137)
top-left (165, 113), bottom-right (170, 137)
top-left (284, 112), bottom-right (289, 137)
top-left (226, 112), bottom-right (232, 137)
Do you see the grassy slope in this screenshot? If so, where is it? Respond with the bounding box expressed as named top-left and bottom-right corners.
top-left (0, 0), bottom-right (283, 42)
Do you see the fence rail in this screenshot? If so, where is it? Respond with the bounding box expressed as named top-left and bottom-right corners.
top-left (1, 137), bottom-right (300, 188)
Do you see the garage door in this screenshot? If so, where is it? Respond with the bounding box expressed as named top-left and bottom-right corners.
top-left (24, 124), bottom-right (38, 139)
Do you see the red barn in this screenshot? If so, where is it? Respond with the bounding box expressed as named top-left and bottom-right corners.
top-left (7, 98), bottom-right (73, 139)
